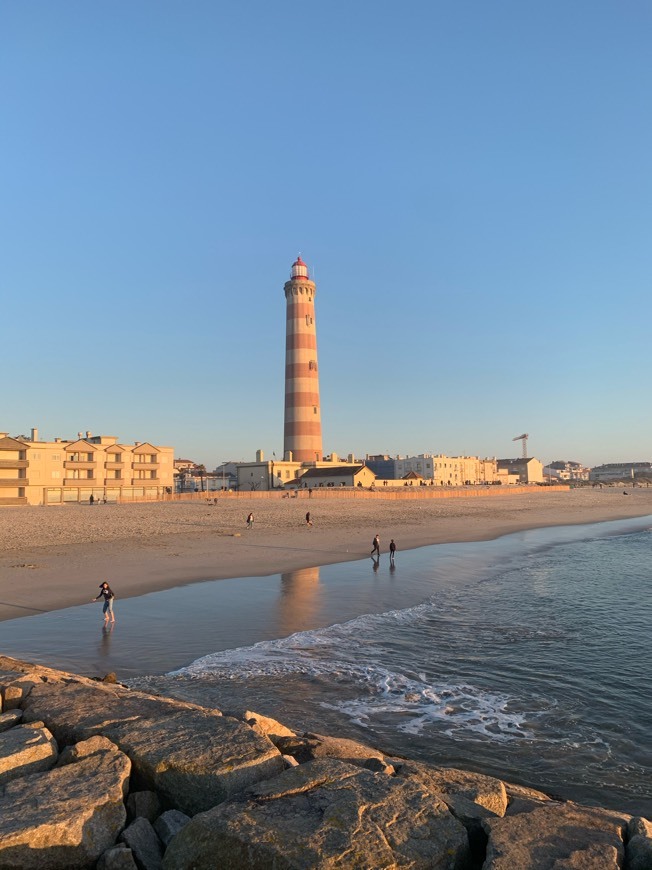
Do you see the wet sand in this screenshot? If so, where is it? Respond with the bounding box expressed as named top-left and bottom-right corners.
top-left (1, 487), bottom-right (651, 623)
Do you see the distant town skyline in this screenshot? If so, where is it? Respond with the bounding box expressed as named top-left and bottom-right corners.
top-left (2, 3), bottom-right (650, 468)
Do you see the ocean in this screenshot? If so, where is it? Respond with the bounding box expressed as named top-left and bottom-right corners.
top-left (2, 516), bottom-right (651, 815)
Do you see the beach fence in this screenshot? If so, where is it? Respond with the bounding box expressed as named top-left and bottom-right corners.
top-left (168, 484), bottom-right (570, 502)
top-left (42, 483), bottom-right (569, 506)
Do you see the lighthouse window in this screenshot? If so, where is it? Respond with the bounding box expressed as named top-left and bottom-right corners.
top-left (308, 360), bottom-right (317, 371)
top-left (305, 315), bottom-right (313, 326)
top-left (313, 406), bottom-right (317, 414)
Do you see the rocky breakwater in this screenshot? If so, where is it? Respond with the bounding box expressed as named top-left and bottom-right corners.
top-left (0, 655), bottom-right (651, 870)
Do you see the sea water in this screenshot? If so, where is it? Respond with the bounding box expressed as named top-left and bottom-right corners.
top-left (2, 517), bottom-right (651, 814)
top-left (170, 519), bottom-right (652, 815)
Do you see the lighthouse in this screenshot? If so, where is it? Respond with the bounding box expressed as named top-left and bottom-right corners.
top-left (283, 256), bottom-right (323, 463)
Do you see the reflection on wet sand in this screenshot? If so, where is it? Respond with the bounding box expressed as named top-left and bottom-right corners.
top-left (279, 567), bottom-right (321, 635)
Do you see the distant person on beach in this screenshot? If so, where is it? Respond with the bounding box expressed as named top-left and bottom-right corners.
top-left (246, 512), bottom-right (254, 529)
top-left (89, 494), bottom-right (94, 505)
top-left (92, 582), bottom-right (115, 624)
top-left (305, 511), bottom-right (313, 527)
top-left (389, 539), bottom-right (396, 562)
top-left (371, 534), bottom-right (380, 557)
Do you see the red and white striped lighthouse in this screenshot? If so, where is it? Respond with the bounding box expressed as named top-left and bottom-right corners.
top-left (283, 256), bottom-right (323, 463)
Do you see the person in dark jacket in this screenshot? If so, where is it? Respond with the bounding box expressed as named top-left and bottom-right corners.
top-left (92, 581), bottom-right (116, 623)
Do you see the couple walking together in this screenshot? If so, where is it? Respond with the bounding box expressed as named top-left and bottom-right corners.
top-left (371, 535), bottom-right (396, 561)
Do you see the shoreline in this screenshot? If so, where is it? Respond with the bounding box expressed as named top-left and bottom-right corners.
top-left (2, 488), bottom-right (652, 623)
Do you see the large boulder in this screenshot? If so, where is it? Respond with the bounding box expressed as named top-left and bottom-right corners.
top-left (394, 760), bottom-right (508, 818)
top-left (627, 816), bottom-right (652, 870)
top-left (163, 758), bottom-right (470, 869)
top-left (482, 801), bottom-right (630, 869)
top-left (120, 817), bottom-right (163, 870)
top-left (393, 760), bottom-right (508, 862)
top-left (0, 742), bottom-right (131, 869)
top-left (0, 722), bottom-right (58, 785)
top-left (22, 677), bottom-right (284, 815)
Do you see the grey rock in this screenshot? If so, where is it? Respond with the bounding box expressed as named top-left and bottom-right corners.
top-left (22, 677), bottom-right (285, 815)
top-left (153, 810), bottom-right (191, 848)
top-left (628, 833), bottom-right (652, 870)
top-left (0, 722), bottom-right (58, 785)
top-left (127, 790), bottom-right (163, 823)
top-left (275, 730), bottom-right (386, 767)
top-left (396, 760), bottom-right (508, 817)
top-left (503, 780), bottom-right (555, 815)
top-left (98, 845), bottom-right (139, 870)
top-left (120, 818), bottom-right (163, 870)
top-left (628, 816), bottom-right (652, 839)
top-left (243, 709), bottom-right (296, 743)
top-left (0, 744), bottom-right (131, 869)
top-left (552, 843), bottom-right (620, 868)
top-left (482, 801), bottom-right (630, 869)
top-left (1, 674), bottom-right (46, 710)
top-left (0, 710), bottom-right (23, 733)
top-left (57, 735), bottom-right (118, 766)
top-left (163, 758), bottom-right (470, 870)
top-left (363, 756), bottom-right (395, 775)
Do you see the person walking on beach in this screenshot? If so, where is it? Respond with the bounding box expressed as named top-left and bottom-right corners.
top-left (371, 534), bottom-right (380, 557)
top-left (92, 582), bottom-right (115, 624)
top-left (389, 539), bottom-right (396, 563)
top-left (305, 511), bottom-right (313, 527)
top-left (246, 512), bottom-right (254, 529)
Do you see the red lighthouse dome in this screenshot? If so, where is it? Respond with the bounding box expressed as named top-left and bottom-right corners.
top-left (290, 256), bottom-right (309, 280)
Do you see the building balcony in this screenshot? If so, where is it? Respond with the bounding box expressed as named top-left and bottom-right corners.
top-left (105, 460), bottom-right (124, 467)
top-left (104, 479), bottom-right (124, 486)
top-left (0, 459), bottom-right (28, 469)
top-left (63, 478), bottom-right (98, 486)
top-left (64, 460), bottom-right (96, 470)
top-left (0, 478), bottom-right (29, 487)
top-left (0, 496), bottom-right (28, 505)
top-left (131, 478), bottom-right (162, 485)
top-left (132, 461), bottom-right (159, 469)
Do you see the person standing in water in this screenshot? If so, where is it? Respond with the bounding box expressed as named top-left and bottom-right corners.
top-left (389, 539), bottom-right (396, 563)
top-left (92, 581), bottom-right (116, 624)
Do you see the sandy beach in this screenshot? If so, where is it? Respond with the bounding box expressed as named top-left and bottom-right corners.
top-left (1, 487), bottom-right (651, 624)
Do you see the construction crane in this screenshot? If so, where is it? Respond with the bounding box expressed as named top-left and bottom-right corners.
top-left (512, 433), bottom-right (529, 459)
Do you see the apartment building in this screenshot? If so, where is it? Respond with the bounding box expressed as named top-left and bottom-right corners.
top-left (367, 453), bottom-right (510, 486)
top-left (0, 428), bottom-right (174, 505)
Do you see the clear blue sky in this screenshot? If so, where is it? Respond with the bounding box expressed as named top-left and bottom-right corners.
top-left (2, 1), bottom-right (650, 468)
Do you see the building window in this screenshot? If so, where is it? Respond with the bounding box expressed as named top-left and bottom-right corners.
top-left (313, 407), bottom-right (317, 414)
top-left (51, 471), bottom-right (60, 479)
top-left (305, 315), bottom-right (313, 326)
top-left (52, 454), bottom-right (60, 461)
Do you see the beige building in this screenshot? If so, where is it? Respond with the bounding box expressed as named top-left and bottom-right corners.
top-left (497, 457), bottom-right (544, 484)
top-left (0, 428), bottom-right (174, 506)
top-left (236, 450), bottom-right (364, 492)
top-left (236, 457), bottom-right (304, 491)
top-left (298, 465), bottom-right (376, 489)
top-left (394, 453), bottom-right (507, 486)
